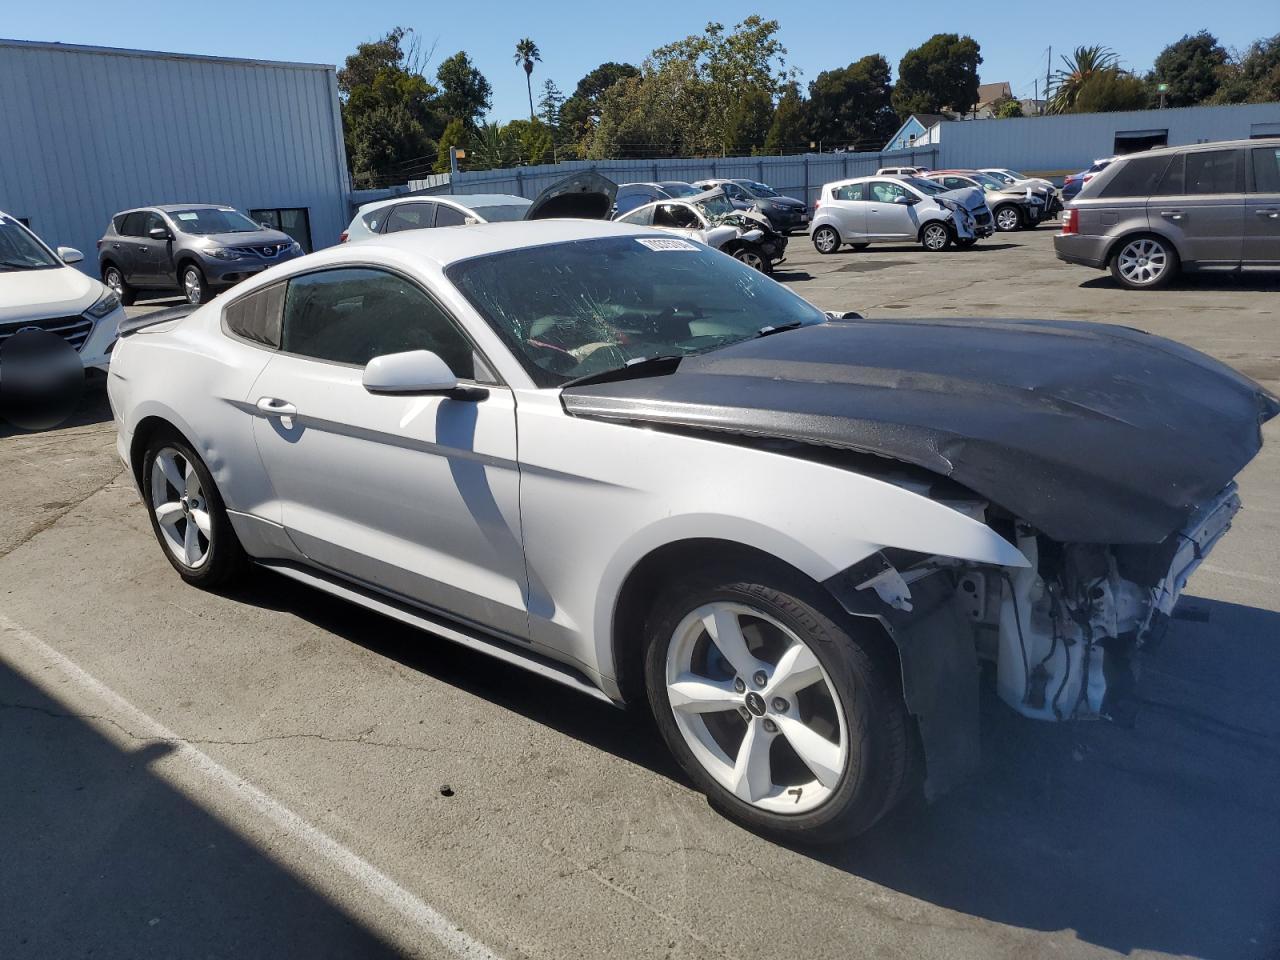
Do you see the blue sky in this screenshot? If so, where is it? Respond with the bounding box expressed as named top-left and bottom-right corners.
top-left (5, 0), bottom-right (1276, 120)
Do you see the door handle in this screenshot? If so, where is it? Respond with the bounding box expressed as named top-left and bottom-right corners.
top-left (1256, 209), bottom-right (1280, 219)
top-left (256, 397), bottom-right (297, 418)
top-left (1159, 210), bottom-right (1185, 221)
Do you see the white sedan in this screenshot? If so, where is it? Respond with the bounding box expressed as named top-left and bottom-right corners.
top-left (107, 219), bottom-right (1276, 841)
top-left (1, 211), bottom-right (124, 371)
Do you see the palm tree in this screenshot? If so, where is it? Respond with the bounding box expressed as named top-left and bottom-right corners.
top-left (513, 39), bottom-right (541, 123)
top-left (1047, 45), bottom-right (1123, 114)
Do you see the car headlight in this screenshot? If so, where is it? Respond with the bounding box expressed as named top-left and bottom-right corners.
top-left (84, 289), bottom-right (121, 320)
top-left (288, 241), bottom-right (302, 254)
top-left (206, 247), bottom-right (242, 261)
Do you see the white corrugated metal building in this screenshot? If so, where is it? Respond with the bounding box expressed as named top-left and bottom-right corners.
top-left (0, 39), bottom-right (351, 273)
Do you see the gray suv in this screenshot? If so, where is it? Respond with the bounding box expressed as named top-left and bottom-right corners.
top-left (1055, 138), bottom-right (1280, 289)
top-left (97, 204), bottom-right (303, 305)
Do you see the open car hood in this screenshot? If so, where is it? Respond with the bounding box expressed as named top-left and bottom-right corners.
top-left (561, 318), bottom-right (1278, 544)
top-left (523, 171), bottom-right (617, 221)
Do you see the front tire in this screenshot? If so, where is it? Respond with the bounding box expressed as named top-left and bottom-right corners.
top-left (730, 245), bottom-right (768, 273)
top-left (812, 225), bottom-right (841, 255)
top-left (643, 565), bottom-right (911, 843)
top-left (1109, 234), bottom-right (1178, 290)
top-left (142, 434), bottom-right (246, 588)
top-left (993, 204), bottom-right (1022, 232)
top-left (181, 263), bottom-right (209, 305)
top-left (920, 222), bottom-right (952, 252)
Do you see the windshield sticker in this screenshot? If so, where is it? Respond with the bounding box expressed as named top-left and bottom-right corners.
top-left (176, 213), bottom-right (199, 220)
top-left (636, 237), bottom-right (698, 252)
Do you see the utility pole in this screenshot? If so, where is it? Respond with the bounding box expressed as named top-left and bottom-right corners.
top-left (1044, 46), bottom-right (1052, 115)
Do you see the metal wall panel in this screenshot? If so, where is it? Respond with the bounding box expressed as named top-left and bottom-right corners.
top-left (0, 39), bottom-right (351, 275)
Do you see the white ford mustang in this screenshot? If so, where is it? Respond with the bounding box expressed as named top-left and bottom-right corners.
top-left (108, 219), bottom-right (1276, 841)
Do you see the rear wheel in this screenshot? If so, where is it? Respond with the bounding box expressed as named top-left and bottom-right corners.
top-left (643, 565), bottom-right (912, 842)
top-left (994, 204), bottom-right (1022, 232)
top-left (142, 434), bottom-right (246, 588)
top-left (1110, 234), bottom-right (1178, 290)
top-left (920, 222), bottom-right (952, 252)
top-left (102, 264), bottom-right (135, 306)
top-left (812, 226), bottom-right (840, 255)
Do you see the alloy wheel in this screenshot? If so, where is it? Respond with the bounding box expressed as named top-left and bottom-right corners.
top-left (813, 227), bottom-right (838, 254)
top-left (922, 224), bottom-right (949, 250)
top-left (664, 602), bottom-right (849, 814)
top-left (150, 446), bottom-right (212, 568)
top-left (183, 268), bottom-right (203, 304)
top-left (995, 207), bottom-right (1020, 231)
top-left (1117, 238), bottom-right (1169, 286)
top-left (104, 267), bottom-right (124, 298)
top-left (734, 249), bottom-right (766, 271)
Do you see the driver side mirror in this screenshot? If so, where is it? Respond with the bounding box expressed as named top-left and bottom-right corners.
top-left (56, 246), bottom-right (83, 264)
top-left (363, 350), bottom-right (460, 395)
top-left (894, 195), bottom-right (919, 205)
top-left (149, 226), bottom-right (172, 240)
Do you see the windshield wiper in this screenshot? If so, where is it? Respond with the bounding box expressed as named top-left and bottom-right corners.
top-left (756, 321), bottom-right (804, 338)
top-left (561, 354), bottom-right (682, 388)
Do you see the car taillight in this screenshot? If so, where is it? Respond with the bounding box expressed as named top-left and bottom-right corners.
top-left (813, 200), bottom-right (820, 210)
top-left (338, 231), bottom-right (348, 243)
top-left (1061, 209), bottom-right (1078, 235)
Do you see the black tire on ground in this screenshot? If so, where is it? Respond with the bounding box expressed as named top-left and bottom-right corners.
top-left (919, 222), bottom-right (952, 252)
top-left (180, 262), bottom-right (210, 305)
top-left (102, 263), bottom-right (136, 306)
top-left (1108, 233), bottom-right (1179, 291)
top-left (642, 563), bottom-right (913, 843)
top-left (141, 431), bottom-right (247, 589)
top-left (730, 245), bottom-right (769, 273)
top-left (811, 225), bottom-right (841, 255)
top-left (993, 204), bottom-right (1022, 232)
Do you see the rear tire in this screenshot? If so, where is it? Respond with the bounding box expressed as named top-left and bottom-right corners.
top-left (1109, 234), bottom-right (1178, 290)
top-left (812, 226), bottom-right (841, 255)
top-left (643, 563), bottom-right (912, 843)
top-left (141, 433), bottom-right (246, 589)
top-left (102, 264), bottom-right (135, 306)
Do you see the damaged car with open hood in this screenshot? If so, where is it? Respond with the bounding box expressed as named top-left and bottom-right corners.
top-left (108, 217), bottom-right (1277, 844)
top-left (614, 186), bottom-right (787, 272)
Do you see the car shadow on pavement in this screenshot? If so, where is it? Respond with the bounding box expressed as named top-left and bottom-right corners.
top-left (0, 660), bottom-right (403, 958)
top-left (811, 596), bottom-right (1280, 960)
top-left (1080, 272), bottom-right (1280, 293)
top-left (0, 375), bottom-right (113, 439)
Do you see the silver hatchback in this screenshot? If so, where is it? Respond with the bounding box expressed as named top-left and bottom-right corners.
top-left (1055, 138), bottom-right (1280, 289)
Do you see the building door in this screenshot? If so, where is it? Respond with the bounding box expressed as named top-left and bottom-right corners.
top-left (251, 208), bottom-right (313, 252)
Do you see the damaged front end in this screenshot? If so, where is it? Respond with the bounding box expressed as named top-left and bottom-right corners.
top-left (825, 482), bottom-right (1243, 798)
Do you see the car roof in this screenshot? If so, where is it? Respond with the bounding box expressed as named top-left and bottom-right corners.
top-left (111, 203), bottom-right (232, 216)
top-left (357, 193), bottom-right (529, 215)
top-left (1111, 137), bottom-right (1279, 160)
top-left (341, 219), bottom-right (661, 268)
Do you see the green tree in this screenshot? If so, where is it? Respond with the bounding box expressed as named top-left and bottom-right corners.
top-left (505, 118), bottom-right (555, 165)
top-left (338, 27), bottom-right (442, 188)
top-left (892, 34), bottom-right (983, 117)
top-left (469, 121), bottom-right (519, 170)
top-left (1211, 34), bottom-right (1280, 104)
top-left (434, 117), bottom-right (469, 173)
top-left (538, 79), bottom-right (565, 129)
top-left (560, 62), bottom-right (642, 150)
top-left (723, 87), bottom-right (774, 154)
top-left (513, 38), bottom-right (541, 122)
top-left (1071, 70), bottom-right (1150, 112)
top-left (1150, 31), bottom-right (1228, 106)
top-left (1046, 45), bottom-right (1121, 113)
top-left (588, 60), bottom-right (705, 158)
top-left (807, 55), bottom-right (898, 150)
top-left (994, 96), bottom-right (1024, 119)
top-left (436, 51), bottom-right (492, 126)
top-left (763, 82), bottom-right (808, 154)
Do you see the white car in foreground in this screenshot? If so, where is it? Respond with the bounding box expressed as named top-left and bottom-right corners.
top-left (1, 211), bottom-right (124, 371)
top-left (107, 219), bottom-right (1276, 842)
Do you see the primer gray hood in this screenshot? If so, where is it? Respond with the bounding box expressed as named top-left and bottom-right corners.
top-left (561, 318), bottom-right (1278, 544)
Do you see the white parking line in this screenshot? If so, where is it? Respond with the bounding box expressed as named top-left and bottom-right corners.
top-left (0, 612), bottom-right (503, 960)
top-left (1199, 563), bottom-right (1280, 587)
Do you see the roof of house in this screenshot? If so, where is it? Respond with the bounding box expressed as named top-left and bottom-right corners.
top-left (977, 81), bottom-right (1013, 105)
top-left (908, 113), bottom-right (950, 130)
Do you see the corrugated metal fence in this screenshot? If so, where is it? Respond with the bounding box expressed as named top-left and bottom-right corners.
top-left (444, 149), bottom-right (940, 208)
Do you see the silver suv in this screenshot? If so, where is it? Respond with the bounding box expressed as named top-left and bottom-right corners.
top-left (1055, 138), bottom-right (1280, 289)
top-left (97, 204), bottom-right (303, 305)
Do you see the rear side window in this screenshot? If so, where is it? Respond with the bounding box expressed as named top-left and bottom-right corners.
top-left (223, 282), bottom-right (285, 348)
top-left (1154, 155), bottom-right (1185, 195)
top-left (361, 208), bottom-right (386, 232)
top-left (384, 203), bottom-right (434, 233)
top-left (434, 205), bottom-right (467, 227)
top-left (1185, 150), bottom-right (1243, 194)
top-left (834, 183), bottom-right (865, 201)
top-left (1251, 147), bottom-right (1280, 193)
top-left (1097, 155), bottom-right (1172, 198)
top-left (617, 205), bottom-right (655, 226)
top-left (119, 212), bottom-right (147, 237)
